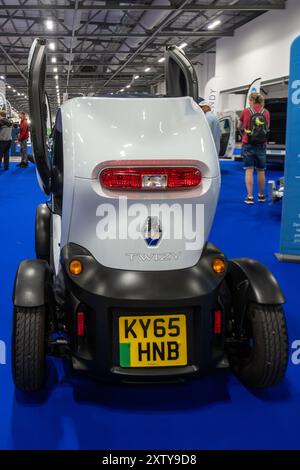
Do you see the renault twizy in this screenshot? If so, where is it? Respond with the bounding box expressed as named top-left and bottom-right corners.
top-left (12, 39), bottom-right (288, 392)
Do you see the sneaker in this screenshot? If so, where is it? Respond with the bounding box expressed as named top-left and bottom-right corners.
top-left (258, 194), bottom-right (266, 203)
top-left (244, 196), bottom-right (254, 205)
top-left (20, 162), bottom-right (28, 168)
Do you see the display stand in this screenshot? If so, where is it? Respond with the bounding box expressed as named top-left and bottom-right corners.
top-left (276, 35), bottom-right (300, 263)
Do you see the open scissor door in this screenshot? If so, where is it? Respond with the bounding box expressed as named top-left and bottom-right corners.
top-left (165, 45), bottom-right (198, 101)
top-left (28, 38), bottom-right (51, 194)
top-left (218, 115), bottom-right (233, 157)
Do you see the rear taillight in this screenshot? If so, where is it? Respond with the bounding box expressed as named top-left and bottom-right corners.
top-left (77, 311), bottom-right (85, 337)
top-left (214, 310), bottom-right (222, 335)
top-left (100, 167), bottom-right (201, 190)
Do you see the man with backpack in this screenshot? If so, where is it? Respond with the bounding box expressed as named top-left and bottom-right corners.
top-left (238, 93), bottom-right (270, 204)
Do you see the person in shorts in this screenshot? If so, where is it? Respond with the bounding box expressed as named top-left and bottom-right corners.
top-left (239, 93), bottom-right (270, 204)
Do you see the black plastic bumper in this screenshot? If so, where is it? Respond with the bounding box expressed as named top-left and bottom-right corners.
top-left (60, 242), bottom-right (227, 383)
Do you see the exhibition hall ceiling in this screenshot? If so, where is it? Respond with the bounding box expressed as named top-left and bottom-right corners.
top-left (0, 0), bottom-right (286, 111)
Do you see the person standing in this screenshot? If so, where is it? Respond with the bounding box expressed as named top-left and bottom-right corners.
top-left (17, 111), bottom-right (29, 168)
top-left (0, 111), bottom-right (13, 171)
top-left (238, 93), bottom-right (270, 204)
top-left (10, 122), bottom-right (20, 157)
top-left (199, 100), bottom-right (221, 155)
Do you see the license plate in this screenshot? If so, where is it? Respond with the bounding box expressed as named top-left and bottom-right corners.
top-left (118, 314), bottom-right (187, 368)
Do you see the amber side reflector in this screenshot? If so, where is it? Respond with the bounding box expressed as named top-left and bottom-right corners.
top-left (212, 258), bottom-right (226, 274)
top-left (69, 260), bottom-right (83, 275)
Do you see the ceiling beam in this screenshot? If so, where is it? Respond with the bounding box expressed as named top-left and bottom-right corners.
top-left (66, 0), bottom-right (80, 90)
top-left (0, 61), bottom-right (165, 67)
top-left (0, 15), bottom-right (127, 28)
top-left (0, 44), bottom-right (27, 82)
top-left (6, 74), bottom-right (159, 80)
top-left (0, 3), bottom-right (286, 11)
top-left (0, 31), bottom-right (233, 38)
top-left (0, 47), bottom-right (204, 56)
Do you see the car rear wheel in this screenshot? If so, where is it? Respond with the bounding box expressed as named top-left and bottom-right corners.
top-left (228, 303), bottom-right (288, 388)
top-left (12, 305), bottom-right (47, 391)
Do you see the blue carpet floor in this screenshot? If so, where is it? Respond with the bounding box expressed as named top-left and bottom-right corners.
top-left (0, 161), bottom-right (299, 450)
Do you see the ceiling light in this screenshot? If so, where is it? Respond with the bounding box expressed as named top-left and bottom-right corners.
top-left (7, 85), bottom-right (11, 89)
top-left (158, 57), bottom-right (165, 63)
top-left (126, 84), bottom-right (131, 89)
top-left (53, 67), bottom-right (58, 72)
top-left (120, 88), bottom-right (124, 92)
top-left (0, 75), bottom-right (4, 80)
top-left (134, 75), bottom-right (140, 80)
top-left (145, 67), bottom-right (151, 72)
top-left (56, 85), bottom-right (59, 89)
top-left (179, 42), bottom-right (188, 49)
top-left (49, 42), bottom-right (56, 51)
top-left (17, 93), bottom-right (20, 96)
top-left (13, 89), bottom-right (16, 92)
top-left (46, 20), bottom-right (54, 31)
top-left (51, 57), bottom-right (57, 63)
top-left (54, 75), bottom-right (59, 80)
top-left (208, 20), bottom-right (221, 30)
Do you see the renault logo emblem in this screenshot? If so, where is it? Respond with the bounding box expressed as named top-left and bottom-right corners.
top-left (143, 216), bottom-right (162, 247)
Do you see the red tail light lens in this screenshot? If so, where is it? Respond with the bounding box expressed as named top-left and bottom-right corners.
top-left (214, 310), bottom-right (222, 335)
top-left (100, 167), bottom-right (201, 190)
top-left (77, 311), bottom-right (85, 337)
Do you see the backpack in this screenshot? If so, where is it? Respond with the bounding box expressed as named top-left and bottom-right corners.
top-left (247, 107), bottom-right (269, 145)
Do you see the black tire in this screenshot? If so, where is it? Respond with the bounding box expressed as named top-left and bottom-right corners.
top-left (12, 306), bottom-right (47, 392)
top-left (228, 304), bottom-right (288, 388)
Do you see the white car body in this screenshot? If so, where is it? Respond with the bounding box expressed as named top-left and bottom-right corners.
top-left (56, 96), bottom-right (220, 271)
